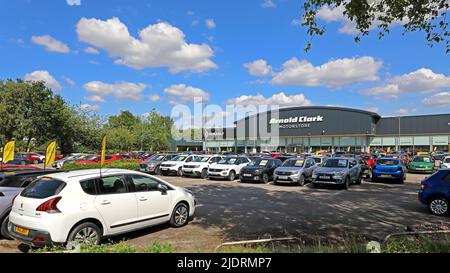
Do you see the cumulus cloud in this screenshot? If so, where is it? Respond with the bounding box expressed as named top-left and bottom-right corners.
top-left (66, 0), bottom-right (81, 6)
top-left (86, 95), bottom-right (105, 103)
top-left (76, 17), bottom-right (217, 73)
top-left (164, 84), bottom-right (209, 104)
top-left (149, 94), bottom-right (161, 102)
top-left (396, 108), bottom-right (417, 115)
top-left (271, 56), bottom-right (382, 87)
top-left (84, 47), bottom-right (100, 55)
top-left (31, 35), bottom-right (70, 53)
top-left (261, 0), bottom-right (276, 8)
top-left (366, 68), bottom-right (450, 96)
top-left (244, 59), bottom-right (273, 77)
top-left (83, 81), bottom-right (147, 101)
top-left (205, 19), bottom-right (216, 29)
top-left (422, 92), bottom-right (450, 107)
top-left (25, 70), bottom-right (62, 91)
top-left (227, 92), bottom-right (312, 108)
top-left (79, 104), bottom-right (100, 112)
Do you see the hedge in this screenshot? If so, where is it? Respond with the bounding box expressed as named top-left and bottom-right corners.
top-left (63, 160), bottom-right (140, 171)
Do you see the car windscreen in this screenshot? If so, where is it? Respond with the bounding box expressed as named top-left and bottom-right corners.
top-left (312, 158), bottom-right (322, 163)
top-left (283, 159), bottom-right (305, 167)
top-left (361, 156), bottom-right (371, 160)
top-left (377, 159), bottom-right (399, 166)
top-left (151, 155), bottom-right (165, 161)
top-left (0, 176), bottom-right (29, 187)
top-left (21, 177), bottom-right (66, 199)
top-left (193, 156), bottom-right (210, 162)
top-left (323, 159), bottom-right (348, 168)
top-left (414, 157), bottom-right (432, 163)
top-left (218, 157), bottom-right (239, 165)
top-left (248, 158), bottom-right (270, 167)
top-left (172, 156), bottom-right (187, 161)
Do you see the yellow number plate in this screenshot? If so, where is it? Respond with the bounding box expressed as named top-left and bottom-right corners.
top-left (15, 226), bottom-right (29, 236)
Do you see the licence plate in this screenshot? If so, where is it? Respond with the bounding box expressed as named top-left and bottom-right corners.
top-left (319, 176), bottom-right (331, 179)
top-left (184, 170), bottom-right (192, 173)
top-left (15, 226), bottom-right (29, 236)
top-left (161, 168), bottom-right (168, 171)
top-left (380, 175), bottom-right (392, 178)
top-left (278, 176), bottom-right (288, 180)
top-left (243, 174), bottom-right (252, 177)
top-left (415, 168), bottom-right (424, 170)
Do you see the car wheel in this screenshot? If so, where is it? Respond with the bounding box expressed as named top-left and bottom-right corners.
top-left (299, 175), bottom-right (306, 187)
top-left (33, 160), bottom-right (39, 164)
top-left (228, 171), bottom-right (236, 181)
top-left (1, 215), bottom-right (12, 240)
top-left (170, 203), bottom-right (190, 228)
top-left (343, 176), bottom-right (350, 190)
top-left (201, 169), bottom-right (208, 179)
top-left (428, 197), bottom-right (449, 216)
top-left (262, 173), bottom-right (269, 184)
top-left (177, 167), bottom-right (183, 176)
top-left (67, 222), bottom-right (101, 247)
top-left (355, 174), bottom-right (362, 185)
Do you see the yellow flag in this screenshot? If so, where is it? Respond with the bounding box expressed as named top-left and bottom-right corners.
top-left (309, 147), bottom-right (312, 153)
top-left (2, 141), bottom-right (15, 163)
top-left (101, 135), bottom-right (107, 167)
top-left (367, 146), bottom-right (371, 153)
top-left (45, 141), bottom-right (57, 167)
top-left (347, 146), bottom-right (351, 152)
top-left (387, 147), bottom-right (391, 153)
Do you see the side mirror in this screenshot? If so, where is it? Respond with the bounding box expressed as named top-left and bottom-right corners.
top-left (158, 184), bottom-right (168, 195)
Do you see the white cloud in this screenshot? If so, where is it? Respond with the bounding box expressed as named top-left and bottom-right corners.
top-left (31, 35), bottom-right (70, 53)
top-left (261, 0), bottom-right (276, 8)
top-left (83, 81), bottom-right (147, 101)
top-left (422, 92), bottom-right (450, 107)
top-left (63, 76), bottom-right (76, 87)
top-left (396, 108), bottom-right (417, 115)
top-left (227, 92), bottom-right (312, 108)
top-left (367, 68), bottom-right (450, 96)
top-left (244, 59), bottom-right (273, 77)
top-left (89, 60), bottom-right (100, 65)
top-left (271, 56), bottom-right (382, 87)
top-left (84, 47), bottom-right (100, 55)
top-left (164, 84), bottom-right (209, 104)
top-left (66, 0), bottom-right (81, 6)
top-left (76, 17), bottom-right (217, 73)
top-left (79, 104), bottom-right (100, 112)
top-left (205, 19), bottom-right (216, 29)
top-left (291, 19), bottom-right (302, 26)
top-left (86, 95), bottom-right (105, 103)
top-left (149, 94), bottom-right (161, 102)
top-left (25, 70), bottom-right (62, 91)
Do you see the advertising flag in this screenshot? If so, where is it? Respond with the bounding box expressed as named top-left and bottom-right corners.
top-left (101, 135), bottom-right (106, 167)
top-left (45, 141), bottom-right (57, 167)
top-left (2, 141), bottom-right (15, 163)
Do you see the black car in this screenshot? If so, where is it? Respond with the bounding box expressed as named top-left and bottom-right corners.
top-left (356, 157), bottom-right (371, 179)
top-left (239, 158), bottom-right (283, 183)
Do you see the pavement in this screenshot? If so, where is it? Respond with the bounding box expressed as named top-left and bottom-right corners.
top-left (2, 172), bottom-right (450, 253)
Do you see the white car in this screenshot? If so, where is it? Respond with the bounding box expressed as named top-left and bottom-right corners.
top-left (182, 155), bottom-right (224, 178)
top-left (160, 154), bottom-right (198, 176)
top-left (7, 169), bottom-right (196, 247)
top-left (441, 156), bottom-right (450, 168)
top-left (208, 156), bottom-right (251, 181)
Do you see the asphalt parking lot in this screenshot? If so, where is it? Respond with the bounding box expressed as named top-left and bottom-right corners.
top-left (1, 172), bottom-right (449, 253)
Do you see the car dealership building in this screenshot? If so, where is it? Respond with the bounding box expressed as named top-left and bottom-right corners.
top-left (195, 106), bottom-right (450, 154)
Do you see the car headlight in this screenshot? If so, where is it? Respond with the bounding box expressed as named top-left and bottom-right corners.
top-left (333, 171), bottom-right (346, 178)
top-left (312, 174), bottom-right (318, 178)
top-left (254, 170), bottom-right (261, 175)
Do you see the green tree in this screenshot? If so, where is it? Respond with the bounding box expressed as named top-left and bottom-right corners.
top-left (108, 111), bottom-right (141, 130)
top-left (302, 0), bottom-right (450, 52)
top-left (145, 110), bottom-right (174, 151)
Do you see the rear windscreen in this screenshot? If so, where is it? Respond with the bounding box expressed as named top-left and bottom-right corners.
top-left (377, 159), bottom-right (399, 166)
top-left (21, 177), bottom-right (66, 199)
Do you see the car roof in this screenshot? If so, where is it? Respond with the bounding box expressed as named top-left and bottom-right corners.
top-left (39, 169), bottom-right (143, 182)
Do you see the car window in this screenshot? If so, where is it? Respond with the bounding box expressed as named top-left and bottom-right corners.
top-left (21, 177), bottom-right (66, 199)
top-left (324, 159), bottom-right (348, 168)
top-left (97, 175), bottom-right (128, 194)
top-left (377, 159), bottom-right (399, 165)
top-left (80, 179), bottom-right (97, 195)
top-left (129, 175), bottom-right (159, 192)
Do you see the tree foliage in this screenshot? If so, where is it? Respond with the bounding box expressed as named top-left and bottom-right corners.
top-left (302, 0), bottom-right (450, 52)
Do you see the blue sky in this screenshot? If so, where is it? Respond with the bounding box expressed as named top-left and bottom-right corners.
top-left (1, 0), bottom-right (449, 125)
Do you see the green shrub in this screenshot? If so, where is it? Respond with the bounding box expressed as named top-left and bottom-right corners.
top-left (384, 236), bottom-right (450, 253)
top-left (142, 241), bottom-right (174, 253)
top-left (63, 160), bottom-right (140, 171)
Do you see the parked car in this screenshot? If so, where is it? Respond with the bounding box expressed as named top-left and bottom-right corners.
top-left (208, 156), bottom-right (251, 181)
top-left (76, 155), bottom-right (121, 165)
top-left (407, 155), bottom-right (434, 174)
top-left (273, 157), bottom-right (317, 186)
top-left (372, 157), bottom-right (406, 184)
top-left (16, 153), bottom-right (41, 164)
top-left (182, 155), bottom-right (223, 178)
top-left (0, 169), bottom-right (62, 239)
top-left (5, 157), bottom-right (30, 166)
top-left (239, 158), bottom-right (282, 183)
top-left (139, 154), bottom-right (178, 175)
top-left (356, 157), bottom-right (372, 179)
top-left (359, 154), bottom-right (376, 169)
top-left (53, 154), bottom-right (93, 169)
top-left (440, 156), bottom-right (450, 169)
top-left (0, 165), bottom-right (40, 173)
top-left (160, 154), bottom-right (198, 176)
top-left (7, 169), bottom-right (196, 247)
top-left (311, 155), bottom-right (328, 166)
top-left (312, 157), bottom-right (362, 189)
top-left (419, 169), bottom-right (450, 216)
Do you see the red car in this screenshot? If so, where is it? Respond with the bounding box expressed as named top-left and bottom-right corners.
top-left (76, 155), bottom-right (121, 165)
top-left (0, 164), bottom-right (41, 172)
top-left (16, 153), bottom-right (42, 164)
top-left (360, 154), bottom-right (376, 169)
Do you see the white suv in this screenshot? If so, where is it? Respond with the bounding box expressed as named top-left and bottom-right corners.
top-left (182, 155), bottom-right (223, 179)
top-left (160, 154), bottom-right (198, 176)
top-left (8, 169), bottom-right (196, 247)
top-left (208, 156), bottom-right (251, 181)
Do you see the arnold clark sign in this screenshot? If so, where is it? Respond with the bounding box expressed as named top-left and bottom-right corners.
top-left (269, 115), bottom-right (324, 129)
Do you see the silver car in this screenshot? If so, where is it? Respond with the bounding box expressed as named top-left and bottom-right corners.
top-left (273, 158), bottom-right (317, 186)
top-left (312, 157), bottom-right (362, 189)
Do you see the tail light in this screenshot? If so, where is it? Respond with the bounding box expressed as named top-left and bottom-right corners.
top-left (397, 167), bottom-right (403, 171)
top-left (36, 196), bottom-right (62, 213)
top-left (420, 184), bottom-right (427, 190)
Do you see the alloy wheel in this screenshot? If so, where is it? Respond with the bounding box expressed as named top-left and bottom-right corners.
top-left (73, 227), bottom-right (99, 245)
top-left (174, 205), bottom-right (188, 225)
top-left (430, 199), bottom-right (448, 216)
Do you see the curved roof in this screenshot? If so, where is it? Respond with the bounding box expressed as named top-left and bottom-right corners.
top-left (237, 106), bottom-right (381, 123)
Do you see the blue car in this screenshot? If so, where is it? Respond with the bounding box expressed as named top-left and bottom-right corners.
top-left (372, 157), bottom-right (406, 184)
top-left (419, 169), bottom-right (450, 216)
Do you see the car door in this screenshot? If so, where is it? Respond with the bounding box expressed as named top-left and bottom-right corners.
top-left (128, 174), bottom-right (172, 227)
top-left (348, 160), bottom-right (358, 181)
top-left (93, 175), bottom-right (139, 234)
top-left (237, 158), bottom-right (250, 173)
top-left (303, 159), bottom-right (314, 177)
